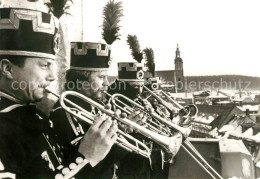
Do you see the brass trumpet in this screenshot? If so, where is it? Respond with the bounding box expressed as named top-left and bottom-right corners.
top-left (47, 89), bottom-right (181, 157)
top-left (105, 91), bottom-right (171, 136)
top-left (143, 86), bottom-right (198, 118)
top-left (110, 93), bottom-right (192, 138)
top-left (142, 86), bottom-right (198, 127)
top-left (47, 89), bottom-right (151, 159)
top-left (108, 92), bottom-right (223, 179)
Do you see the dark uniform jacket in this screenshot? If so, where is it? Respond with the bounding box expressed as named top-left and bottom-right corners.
top-left (0, 91), bottom-right (88, 179)
top-left (107, 80), bottom-right (153, 179)
top-left (50, 95), bottom-right (127, 179)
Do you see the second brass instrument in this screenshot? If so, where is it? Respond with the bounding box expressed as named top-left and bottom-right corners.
top-left (107, 92), bottom-right (223, 179)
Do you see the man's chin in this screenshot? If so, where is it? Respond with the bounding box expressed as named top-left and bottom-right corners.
top-left (29, 97), bottom-right (43, 103)
top-left (31, 93), bottom-right (45, 103)
top-left (93, 94), bottom-right (106, 103)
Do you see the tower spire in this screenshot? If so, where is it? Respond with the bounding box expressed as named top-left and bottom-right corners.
top-left (174, 43), bottom-right (184, 92)
top-left (176, 44), bottom-right (180, 58)
top-left (174, 43), bottom-right (183, 70)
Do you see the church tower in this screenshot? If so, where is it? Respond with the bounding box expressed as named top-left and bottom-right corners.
top-left (174, 44), bottom-right (184, 92)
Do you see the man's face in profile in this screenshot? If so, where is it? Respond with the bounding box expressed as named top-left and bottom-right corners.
top-left (78, 70), bottom-right (109, 101)
top-left (11, 57), bottom-right (55, 103)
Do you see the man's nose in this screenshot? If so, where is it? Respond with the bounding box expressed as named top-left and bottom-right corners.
top-left (46, 67), bottom-right (56, 82)
top-left (103, 77), bottom-right (109, 87)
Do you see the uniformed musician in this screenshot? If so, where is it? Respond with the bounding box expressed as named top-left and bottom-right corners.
top-left (0, 4), bottom-right (118, 179)
top-left (50, 41), bottom-right (117, 179)
top-left (50, 42), bottom-right (148, 179)
top-left (107, 62), bottom-right (183, 179)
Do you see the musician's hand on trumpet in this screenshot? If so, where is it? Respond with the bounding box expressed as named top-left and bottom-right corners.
top-left (140, 98), bottom-right (154, 113)
top-left (78, 113), bottom-right (118, 167)
top-left (114, 109), bottom-right (148, 133)
top-left (128, 110), bottom-right (148, 126)
top-left (113, 108), bottom-right (131, 133)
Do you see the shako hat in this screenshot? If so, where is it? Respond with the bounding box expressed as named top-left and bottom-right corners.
top-left (118, 62), bottom-right (145, 82)
top-left (0, 0), bottom-right (59, 60)
top-left (70, 42), bottom-right (111, 71)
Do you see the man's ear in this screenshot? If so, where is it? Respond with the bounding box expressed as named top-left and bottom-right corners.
top-left (0, 59), bottom-right (14, 79)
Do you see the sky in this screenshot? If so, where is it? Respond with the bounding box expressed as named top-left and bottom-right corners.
top-left (78, 0), bottom-right (260, 77)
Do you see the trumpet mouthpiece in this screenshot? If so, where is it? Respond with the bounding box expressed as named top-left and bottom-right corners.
top-left (44, 88), bottom-right (51, 93)
top-left (44, 88), bottom-right (60, 98)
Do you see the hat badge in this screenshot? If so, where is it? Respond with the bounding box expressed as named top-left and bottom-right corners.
top-left (108, 60), bottom-right (112, 66)
top-left (151, 83), bottom-right (159, 90)
top-left (136, 70), bottom-right (144, 80)
top-left (53, 29), bottom-right (60, 54)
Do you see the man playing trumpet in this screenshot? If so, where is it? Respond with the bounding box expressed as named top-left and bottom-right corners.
top-left (0, 3), bottom-right (117, 179)
top-left (107, 62), bottom-right (183, 179)
top-left (50, 42), bottom-right (148, 179)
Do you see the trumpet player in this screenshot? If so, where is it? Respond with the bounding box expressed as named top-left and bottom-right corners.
top-left (0, 4), bottom-right (117, 179)
top-left (50, 42), bottom-right (117, 179)
top-left (50, 42), bottom-right (148, 179)
top-left (108, 62), bottom-right (183, 179)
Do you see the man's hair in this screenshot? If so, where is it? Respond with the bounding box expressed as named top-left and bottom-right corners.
top-left (0, 55), bottom-right (27, 79)
top-left (65, 69), bottom-right (92, 90)
top-left (0, 55), bottom-right (26, 67)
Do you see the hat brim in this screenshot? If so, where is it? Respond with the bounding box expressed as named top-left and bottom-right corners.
top-left (70, 66), bottom-right (109, 71)
top-left (0, 50), bottom-right (55, 59)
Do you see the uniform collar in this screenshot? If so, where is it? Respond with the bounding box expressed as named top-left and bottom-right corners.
top-left (0, 90), bottom-right (23, 104)
top-left (0, 90), bottom-right (50, 132)
top-left (0, 90), bottom-right (28, 113)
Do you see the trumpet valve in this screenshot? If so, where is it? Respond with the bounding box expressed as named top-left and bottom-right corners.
top-left (104, 103), bottom-right (112, 110)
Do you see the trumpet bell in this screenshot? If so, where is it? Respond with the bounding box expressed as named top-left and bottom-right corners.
top-left (178, 106), bottom-right (191, 117)
top-left (168, 133), bottom-right (183, 156)
top-left (187, 104), bottom-right (198, 118)
top-left (174, 104), bottom-right (198, 127)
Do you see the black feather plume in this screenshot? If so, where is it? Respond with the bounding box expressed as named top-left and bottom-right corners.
top-left (127, 34), bottom-right (143, 63)
top-left (143, 48), bottom-right (155, 77)
top-left (46, 0), bottom-right (71, 18)
top-left (102, 0), bottom-right (123, 45)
